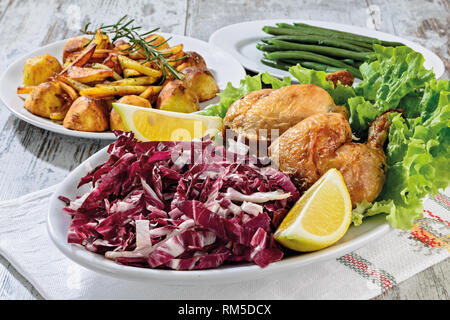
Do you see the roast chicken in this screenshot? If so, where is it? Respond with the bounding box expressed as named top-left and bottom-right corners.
top-left (269, 112), bottom-right (393, 206)
top-left (224, 84), bottom-right (348, 141)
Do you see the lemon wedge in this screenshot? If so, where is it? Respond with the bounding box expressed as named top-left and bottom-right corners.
top-left (274, 168), bottom-right (352, 252)
top-left (112, 103), bottom-right (224, 141)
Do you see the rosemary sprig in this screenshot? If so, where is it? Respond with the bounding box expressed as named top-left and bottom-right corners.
top-left (81, 15), bottom-right (187, 81)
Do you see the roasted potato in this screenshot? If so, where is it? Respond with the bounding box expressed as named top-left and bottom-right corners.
top-left (118, 56), bottom-right (162, 78)
top-left (123, 68), bottom-right (142, 78)
top-left (181, 67), bottom-right (219, 102)
top-left (24, 81), bottom-right (69, 118)
top-left (156, 80), bottom-right (199, 113)
top-left (18, 27), bottom-right (219, 135)
top-left (67, 66), bottom-right (113, 83)
top-left (140, 85), bottom-right (163, 100)
top-left (60, 43), bottom-right (97, 74)
top-left (176, 51), bottom-right (207, 71)
top-left (145, 34), bottom-right (170, 50)
top-left (127, 34), bottom-right (172, 59)
top-left (80, 85), bottom-right (148, 98)
top-left (103, 54), bottom-right (123, 75)
top-left (63, 96), bottom-right (109, 132)
top-left (96, 76), bottom-right (157, 87)
top-left (55, 75), bottom-right (90, 92)
top-left (62, 36), bottom-right (90, 62)
top-left (23, 54), bottom-right (62, 86)
top-left (110, 95), bottom-right (152, 131)
top-left (17, 86), bottom-right (36, 94)
top-left (91, 63), bottom-right (123, 80)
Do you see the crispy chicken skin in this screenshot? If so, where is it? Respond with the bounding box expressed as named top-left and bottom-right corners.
top-left (224, 84), bottom-right (346, 140)
top-left (269, 113), bottom-right (352, 189)
top-left (269, 112), bottom-right (392, 206)
top-left (325, 70), bottom-right (354, 88)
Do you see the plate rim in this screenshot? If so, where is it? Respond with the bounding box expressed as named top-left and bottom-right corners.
top-left (209, 19), bottom-right (445, 79)
top-left (0, 33), bottom-right (246, 140)
top-left (47, 145), bottom-right (391, 285)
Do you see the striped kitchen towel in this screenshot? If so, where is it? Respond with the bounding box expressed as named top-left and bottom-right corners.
top-left (0, 185), bottom-right (448, 300)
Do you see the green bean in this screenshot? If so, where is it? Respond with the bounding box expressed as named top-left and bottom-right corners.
top-left (256, 43), bottom-right (279, 52)
top-left (280, 59), bottom-right (345, 73)
top-left (260, 58), bottom-right (291, 71)
top-left (265, 39), bottom-right (374, 61)
top-left (288, 23), bottom-right (404, 47)
top-left (261, 35), bottom-right (372, 52)
top-left (265, 51), bottom-right (362, 78)
top-left (262, 26), bottom-right (375, 49)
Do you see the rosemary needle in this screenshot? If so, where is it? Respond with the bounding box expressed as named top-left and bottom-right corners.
top-left (82, 15), bottom-right (188, 81)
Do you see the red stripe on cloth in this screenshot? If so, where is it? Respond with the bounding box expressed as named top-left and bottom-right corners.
top-left (341, 254), bottom-right (394, 289)
top-left (424, 209), bottom-right (450, 227)
top-left (435, 194), bottom-right (450, 207)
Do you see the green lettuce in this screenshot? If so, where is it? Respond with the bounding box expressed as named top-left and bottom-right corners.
top-left (347, 96), bottom-right (379, 139)
top-left (355, 45), bottom-right (435, 109)
top-left (353, 82), bottom-right (450, 229)
top-left (289, 65), bottom-right (355, 106)
top-left (348, 45), bottom-right (437, 138)
top-left (261, 72), bottom-right (291, 89)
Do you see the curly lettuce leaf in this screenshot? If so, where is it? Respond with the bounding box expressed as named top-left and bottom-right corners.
top-left (356, 45), bottom-right (435, 109)
top-left (289, 64), bottom-right (355, 106)
top-left (348, 45), bottom-right (437, 139)
top-left (261, 72), bottom-right (291, 89)
top-left (347, 96), bottom-right (380, 139)
top-left (353, 86), bottom-right (450, 229)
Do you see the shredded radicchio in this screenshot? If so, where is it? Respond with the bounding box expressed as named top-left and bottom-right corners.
top-left (60, 132), bottom-right (300, 270)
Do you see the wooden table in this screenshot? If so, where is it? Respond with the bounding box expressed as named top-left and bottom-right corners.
top-left (0, 0), bottom-right (448, 300)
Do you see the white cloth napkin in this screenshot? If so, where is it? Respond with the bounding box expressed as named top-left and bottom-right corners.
top-left (0, 185), bottom-right (448, 300)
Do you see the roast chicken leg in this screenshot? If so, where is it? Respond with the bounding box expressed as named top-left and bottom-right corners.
top-left (224, 84), bottom-right (348, 141)
top-left (269, 112), bottom-right (392, 206)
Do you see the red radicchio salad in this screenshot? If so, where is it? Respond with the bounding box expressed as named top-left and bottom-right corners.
top-left (59, 131), bottom-right (300, 270)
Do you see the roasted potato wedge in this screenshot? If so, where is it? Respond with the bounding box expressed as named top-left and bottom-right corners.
top-left (63, 96), bottom-right (109, 132)
top-left (80, 85), bottom-right (148, 98)
top-left (140, 85), bottom-right (163, 99)
top-left (110, 95), bottom-right (152, 131)
top-left (96, 76), bottom-right (157, 87)
top-left (23, 54), bottom-right (62, 86)
top-left (55, 75), bottom-right (90, 92)
top-left (118, 56), bottom-right (162, 78)
top-left (91, 63), bottom-right (123, 80)
top-left (159, 44), bottom-right (183, 56)
top-left (60, 43), bottom-right (97, 74)
top-left (156, 80), bottom-right (199, 113)
top-left (145, 34), bottom-right (170, 50)
top-left (123, 68), bottom-right (143, 78)
top-left (62, 36), bottom-right (90, 62)
top-left (176, 51), bottom-right (207, 71)
top-left (17, 86), bottom-right (36, 94)
top-left (24, 81), bottom-right (68, 118)
top-left (102, 54), bottom-right (123, 75)
top-left (92, 28), bottom-right (112, 49)
top-left (57, 81), bottom-right (79, 101)
top-left (67, 66), bottom-right (113, 83)
top-left (181, 67), bottom-right (219, 102)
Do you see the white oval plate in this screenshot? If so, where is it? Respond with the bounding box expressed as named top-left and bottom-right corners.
top-left (48, 146), bottom-right (390, 285)
top-left (0, 33), bottom-right (246, 140)
top-left (209, 19), bottom-right (445, 80)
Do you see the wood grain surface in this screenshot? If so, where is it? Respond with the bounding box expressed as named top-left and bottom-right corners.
top-left (0, 0), bottom-right (448, 300)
